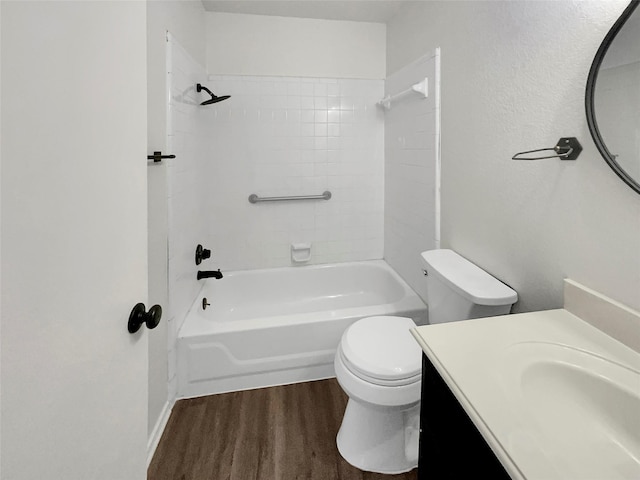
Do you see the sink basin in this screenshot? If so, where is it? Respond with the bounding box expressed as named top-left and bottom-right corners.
top-left (503, 342), bottom-right (640, 479)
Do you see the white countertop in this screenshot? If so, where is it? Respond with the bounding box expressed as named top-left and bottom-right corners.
top-left (412, 308), bottom-right (640, 480)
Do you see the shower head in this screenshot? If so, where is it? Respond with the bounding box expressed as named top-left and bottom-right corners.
top-left (196, 83), bottom-right (231, 106)
top-left (201, 95), bottom-right (231, 105)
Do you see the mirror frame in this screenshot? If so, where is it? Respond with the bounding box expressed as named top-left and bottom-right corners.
top-left (586, 0), bottom-right (640, 195)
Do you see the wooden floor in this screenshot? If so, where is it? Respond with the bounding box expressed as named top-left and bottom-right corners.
top-left (148, 379), bottom-right (417, 480)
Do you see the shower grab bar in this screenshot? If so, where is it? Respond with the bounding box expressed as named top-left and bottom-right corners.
top-left (248, 191), bottom-right (332, 204)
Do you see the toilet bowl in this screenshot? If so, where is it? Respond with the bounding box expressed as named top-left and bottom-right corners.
top-left (334, 249), bottom-right (518, 474)
top-left (335, 316), bottom-right (422, 474)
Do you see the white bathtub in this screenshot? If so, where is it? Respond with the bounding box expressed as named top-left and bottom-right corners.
top-left (177, 260), bottom-right (427, 398)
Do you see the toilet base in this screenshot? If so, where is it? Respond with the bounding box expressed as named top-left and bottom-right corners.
top-left (336, 397), bottom-right (420, 474)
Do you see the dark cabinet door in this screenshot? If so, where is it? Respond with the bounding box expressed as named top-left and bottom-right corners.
top-left (418, 354), bottom-right (512, 479)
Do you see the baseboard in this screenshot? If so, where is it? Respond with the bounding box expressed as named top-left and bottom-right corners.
top-left (147, 399), bottom-right (174, 467)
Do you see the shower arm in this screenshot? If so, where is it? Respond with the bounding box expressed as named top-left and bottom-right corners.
top-left (197, 84), bottom-right (214, 97)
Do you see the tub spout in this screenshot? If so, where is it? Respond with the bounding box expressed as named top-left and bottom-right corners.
top-left (197, 269), bottom-right (223, 280)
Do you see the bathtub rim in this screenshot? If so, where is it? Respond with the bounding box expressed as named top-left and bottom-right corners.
top-left (179, 259), bottom-right (426, 338)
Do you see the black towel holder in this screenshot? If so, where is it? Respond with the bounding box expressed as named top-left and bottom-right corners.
top-left (512, 137), bottom-right (582, 161)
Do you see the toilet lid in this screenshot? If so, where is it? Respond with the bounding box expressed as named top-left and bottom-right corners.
top-left (341, 316), bottom-right (422, 382)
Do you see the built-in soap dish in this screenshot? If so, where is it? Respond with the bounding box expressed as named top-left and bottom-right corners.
top-left (291, 243), bottom-right (311, 264)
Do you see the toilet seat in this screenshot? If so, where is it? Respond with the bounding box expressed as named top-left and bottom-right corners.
top-left (340, 316), bottom-right (421, 386)
top-left (339, 349), bottom-right (421, 387)
top-left (334, 348), bottom-right (421, 408)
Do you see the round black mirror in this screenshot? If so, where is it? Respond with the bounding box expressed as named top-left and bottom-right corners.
top-left (586, 0), bottom-right (640, 194)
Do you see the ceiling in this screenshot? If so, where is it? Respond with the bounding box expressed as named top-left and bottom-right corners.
top-left (201, 1), bottom-right (408, 24)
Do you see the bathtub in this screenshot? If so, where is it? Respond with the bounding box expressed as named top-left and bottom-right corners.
top-left (177, 260), bottom-right (427, 398)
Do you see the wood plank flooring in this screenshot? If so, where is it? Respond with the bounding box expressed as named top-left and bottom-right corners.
top-left (148, 379), bottom-right (418, 480)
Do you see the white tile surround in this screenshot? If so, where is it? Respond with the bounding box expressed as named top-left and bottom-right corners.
top-left (384, 52), bottom-right (440, 305)
top-left (166, 37), bottom-right (209, 399)
top-left (202, 74), bottom-right (385, 271)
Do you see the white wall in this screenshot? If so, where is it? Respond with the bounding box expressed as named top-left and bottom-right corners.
top-left (206, 12), bottom-right (386, 79)
top-left (146, 0), bottom-right (205, 451)
top-left (387, 1), bottom-right (640, 313)
top-left (205, 75), bottom-right (385, 270)
top-left (384, 52), bottom-right (440, 305)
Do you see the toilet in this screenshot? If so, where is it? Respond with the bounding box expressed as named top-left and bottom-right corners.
top-left (334, 249), bottom-right (518, 474)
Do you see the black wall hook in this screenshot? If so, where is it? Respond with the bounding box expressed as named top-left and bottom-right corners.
top-left (147, 151), bottom-right (176, 163)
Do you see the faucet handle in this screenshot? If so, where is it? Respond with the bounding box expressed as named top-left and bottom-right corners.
top-left (195, 244), bottom-right (212, 265)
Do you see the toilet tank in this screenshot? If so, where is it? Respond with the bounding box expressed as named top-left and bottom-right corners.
top-left (420, 249), bottom-right (518, 324)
